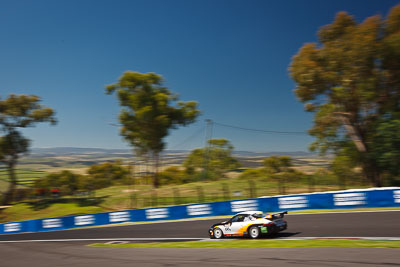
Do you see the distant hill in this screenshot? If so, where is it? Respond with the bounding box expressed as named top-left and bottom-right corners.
top-left (31, 147), bottom-right (132, 155)
top-left (0, 147), bottom-right (330, 189)
top-left (31, 147), bottom-right (316, 158)
top-left (232, 151), bottom-right (317, 157)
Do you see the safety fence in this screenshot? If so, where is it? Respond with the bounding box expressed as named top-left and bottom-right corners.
top-left (1, 187), bottom-right (399, 234)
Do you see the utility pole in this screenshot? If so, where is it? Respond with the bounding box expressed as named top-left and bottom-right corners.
top-left (203, 119), bottom-right (213, 180)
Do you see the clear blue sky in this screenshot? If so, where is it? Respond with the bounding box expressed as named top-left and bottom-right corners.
top-left (0, 0), bottom-right (398, 152)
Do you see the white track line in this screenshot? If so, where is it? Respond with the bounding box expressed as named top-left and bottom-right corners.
top-left (1, 237), bottom-right (400, 243)
top-left (0, 237), bottom-right (207, 243)
top-left (275, 237), bottom-right (400, 241)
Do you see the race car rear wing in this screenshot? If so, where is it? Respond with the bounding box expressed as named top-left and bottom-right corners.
top-left (265, 211), bottom-right (288, 220)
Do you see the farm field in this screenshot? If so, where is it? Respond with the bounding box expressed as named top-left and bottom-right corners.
top-left (0, 167), bottom-right (47, 189)
top-left (0, 147), bottom-right (332, 193)
top-left (0, 147), bottom-right (347, 223)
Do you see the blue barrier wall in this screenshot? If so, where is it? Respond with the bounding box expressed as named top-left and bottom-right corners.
top-left (1, 187), bottom-right (399, 235)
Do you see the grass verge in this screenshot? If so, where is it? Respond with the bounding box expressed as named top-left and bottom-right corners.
top-left (89, 239), bottom-right (400, 249)
top-left (0, 203), bottom-right (104, 222)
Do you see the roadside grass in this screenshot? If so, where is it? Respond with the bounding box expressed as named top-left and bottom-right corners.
top-left (0, 203), bottom-right (104, 222)
top-left (0, 167), bottom-right (47, 188)
top-left (90, 239), bottom-right (400, 249)
top-left (95, 180), bottom-right (371, 211)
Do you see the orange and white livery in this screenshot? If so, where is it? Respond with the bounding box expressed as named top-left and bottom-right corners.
top-left (209, 210), bottom-right (288, 239)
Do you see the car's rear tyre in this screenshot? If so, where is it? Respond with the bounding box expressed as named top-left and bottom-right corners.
top-left (213, 227), bottom-right (224, 239)
top-left (248, 226), bottom-right (260, 239)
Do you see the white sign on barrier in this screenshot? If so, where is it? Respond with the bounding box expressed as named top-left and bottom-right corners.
top-left (74, 215), bottom-right (95, 226)
top-left (278, 196), bottom-right (309, 209)
top-left (334, 192), bottom-right (366, 206)
top-left (394, 190), bottom-right (400, 203)
top-left (231, 200), bottom-right (258, 213)
top-left (42, 218), bottom-right (62, 228)
top-left (187, 204), bottom-right (212, 216)
top-left (4, 223), bottom-right (21, 232)
top-left (109, 211), bottom-right (130, 223)
top-left (145, 208), bottom-right (169, 219)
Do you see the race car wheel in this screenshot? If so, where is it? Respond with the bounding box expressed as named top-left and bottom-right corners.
top-left (248, 226), bottom-right (260, 239)
top-left (213, 227), bottom-right (224, 239)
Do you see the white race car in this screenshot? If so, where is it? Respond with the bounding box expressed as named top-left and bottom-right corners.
top-left (208, 210), bottom-right (288, 239)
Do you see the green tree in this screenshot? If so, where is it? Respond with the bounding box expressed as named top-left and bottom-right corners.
top-left (371, 118), bottom-right (400, 185)
top-left (158, 166), bottom-right (186, 185)
top-left (289, 5), bottom-right (400, 186)
top-left (0, 94), bottom-right (56, 204)
top-left (34, 170), bottom-right (84, 196)
top-left (263, 156), bottom-right (293, 194)
top-left (87, 160), bottom-right (130, 189)
top-left (331, 154), bottom-right (359, 189)
top-left (57, 171), bottom-right (82, 195)
top-left (106, 71), bottom-right (200, 188)
top-left (263, 156), bottom-right (292, 174)
top-left (184, 138), bottom-right (240, 180)
top-left (238, 168), bottom-right (265, 180)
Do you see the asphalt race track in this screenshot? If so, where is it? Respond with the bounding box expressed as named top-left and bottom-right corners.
top-left (1, 211), bottom-right (400, 241)
top-left (1, 211), bottom-right (400, 266)
top-left (2, 243), bottom-right (400, 267)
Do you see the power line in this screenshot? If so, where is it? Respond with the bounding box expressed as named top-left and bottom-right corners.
top-left (110, 121), bottom-right (206, 150)
top-left (213, 121), bottom-right (308, 135)
top-left (168, 126), bottom-right (206, 150)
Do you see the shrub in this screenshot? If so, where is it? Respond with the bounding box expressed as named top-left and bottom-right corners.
top-left (87, 160), bottom-right (130, 187)
top-left (159, 166), bottom-right (186, 185)
top-left (238, 168), bottom-right (265, 180)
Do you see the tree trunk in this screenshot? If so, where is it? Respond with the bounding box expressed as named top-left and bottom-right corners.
top-left (277, 177), bottom-right (285, 195)
top-left (362, 160), bottom-right (382, 187)
top-left (153, 152), bottom-right (160, 188)
top-left (2, 161), bottom-right (17, 205)
top-left (335, 113), bottom-right (367, 153)
top-left (336, 113), bottom-right (382, 187)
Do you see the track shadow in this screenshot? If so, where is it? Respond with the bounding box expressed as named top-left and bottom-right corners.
top-left (259, 232), bottom-right (302, 239)
top-left (225, 232), bottom-right (301, 240)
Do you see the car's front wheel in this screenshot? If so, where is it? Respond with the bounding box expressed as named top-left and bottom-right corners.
top-left (213, 227), bottom-right (224, 239)
top-left (248, 226), bottom-right (260, 239)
